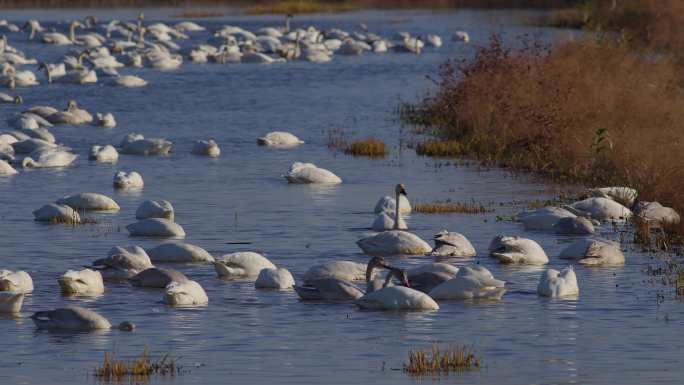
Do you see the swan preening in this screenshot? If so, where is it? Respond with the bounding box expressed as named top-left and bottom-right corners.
top-left (113, 170), bottom-right (144, 189)
top-left (559, 238), bottom-right (625, 266)
top-left (192, 139), bottom-right (220, 157)
top-left (255, 268), bottom-right (295, 289)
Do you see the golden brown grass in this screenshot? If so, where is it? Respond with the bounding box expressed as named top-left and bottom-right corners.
top-left (403, 33), bottom-right (684, 239)
top-left (344, 138), bottom-right (388, 158)
top-left (94, 348), bottom-right (181, 382)
top-left (246, 0), bottom-right (357, 15)
top-left (414, 200), bottom-right (493, 214)
top-left (173, 9), bottom-right (225, 18)
top-left (404, 344), bottom-right (481, 376)
top-left (415, 140), bottom-right (464, 157)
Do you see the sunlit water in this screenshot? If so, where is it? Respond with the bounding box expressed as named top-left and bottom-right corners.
top-left (0, 8), bottom-right (678, 385)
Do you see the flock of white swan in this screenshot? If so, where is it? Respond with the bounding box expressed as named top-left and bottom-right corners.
top-left (0, 15), bottom-right (681, 332)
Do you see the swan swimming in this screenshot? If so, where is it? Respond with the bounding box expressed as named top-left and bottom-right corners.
top-left (357, 184), bottom-right (431, 256)
top-left (56, 192), bottom-right (120, 211)
top-left (126, 218), bottom-right (186, 238)
top-left (191, 139), bottom-right (220, 157)
top-left (295, 257), bottom-right (391, 301)
top-left (96, 112), bottom-right (116, 128)
top-left (89, 145), bottom-right (119, 163)
top-left (130, 267), bottom-right (188, 288)
top-left (255, 268), bottom-right (295, 289)
top-left (558, 238), bottom-right (625, 266)
top-left (0, 270), bottom-right (33, 293)
top-left (302, 260), bottom-right (379, 283)
top-left (258, 132), bottom-right (305, 148)
top-left (537, 267), bottom-right (579, 297)
top-left (33, 203), bottom-right (81, 224)
top-left (214, 252), bottom-right (276, 279)
top-left (356, 268), bottom-right (439, 311)
top-left (489, 235), bottom-right (549, 265)
top-left (113, 171), bottom-right (144, 189)
top-left (135, 200), bottom-right (174, 221)
top-left (31, 306), bottom-right (117, 331)
top-left (429, 266), bottom-right (506, 300)
top-left (58, 268), bottom-right (105, 295)
top-left (164, 280), bottom-right (208, 306)
top-left (372, 211), bottom-right (407, 231)
top-left (22, 148), bottom-right (77, 168)
top-left (430, 230), bottom-right (476, 257)
top-left (146, 242), bottom-right (215, 263)
top-left (91, 245), bottom-right (154, 280)
top-left (283, 162), bottom-right (342, 184)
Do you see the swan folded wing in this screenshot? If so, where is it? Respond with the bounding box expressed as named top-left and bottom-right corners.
top-left (296, 279), bottom-right (363, 301)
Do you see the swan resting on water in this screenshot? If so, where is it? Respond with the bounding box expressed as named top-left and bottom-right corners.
top-left (164, 280), bottom-right (208, 306)
top-left (255, 268), bottom-right (295, 289)
top-left (58, 268), bottom-right (105, 295)
top-left (489, 235), bottom-right (549, 265)
top-left (214, 252), bottom-right (276, 279)
top-left (537, 267), bottom-right (579, 297)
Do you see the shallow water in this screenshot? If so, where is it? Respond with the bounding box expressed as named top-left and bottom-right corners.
top-left (0, 8), bottom-right (679, 385)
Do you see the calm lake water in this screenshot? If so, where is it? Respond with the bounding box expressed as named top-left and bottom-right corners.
top-left (0, 7), bottom-right (679, 385)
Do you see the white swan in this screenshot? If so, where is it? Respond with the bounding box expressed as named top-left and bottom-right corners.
top-left (113, 170), bottom-right (143, 189)
top-left (567, 197), bottom-right (632, 221)
top-left (146, 242), bottom-right (214, 263)
top-left (429, 266), bottom-right (506, 300)
top-left (113, 75), bottom-right (147, 87)
top-left (136, 200), bottom-right (174, 221)
top-left (89, 145), bottom-right (119, 163)
top-left (0, 92), bottom-right (21, 104)
top-left (0, 270), bottom-right (33, 293)
top-left (635, 201), bottom-right (680, 225)
top-left (126, 218), bottom-right (186, 238)
top-left (425, 34), bottom-right (442, 47)
top-left (214, 252), bottom-right (276, 279)
top-left (590, 186), bottom-right (638, 207)
top-left (372, 212), bottom-right (407, 231)
top-left (0, 292), bottom-right (24, 313)
top-left (406, 263), bottom-right (458, 293)
top-left (191, 139), bottom-right (220, 157)
top-left (31, 306), bottom-right (112, 331)
top-left (47, 101), bottom-right (93, 125)
top-left (130, 267), bottom-right (188, 288)
top-left (489, 235), bottom-right (549, 264)
top-left (558, 238), bottom-right (625, 266)
top-left (452, 31), bottom-right (470, 43)
top-left (241, 52), bottom-right (286, 64)
top-left (430, 230), bottom-right (476, 257)
top-left (33, 203), bottom-right (81, 223)
top-left (120, 137), bottom-right (172, 156)
top-left (96, 112), bottom-right (116, 128)
top-left (257, 131), bottom-right (304, 147)
top-left (537, 267), bottom-right (579, 297)
top-left (517, 206), bottom-right (596, 234)
top-left (255, 268), bottom-right (295, 289)
top-left (12, 138), bottom-right (56, 154)
top-left (91, 245), bottom-right (154, 280)
top-left (57, 192), bottom-right (120, 211)
top-left (295, 257), bottom-right (391, 301)
top-left (302, 260), bottom-right (378, 283)
top-left (357, 184), bottom-right (431, 256)
top-left (356, 286), bottom-right (439, 311)
top-left (22, 148), bottom-right (77, 168)
top-left (58, 269), bottom-right (104, 295)
top-left (164, 280), bottom-right (208, 306)
top-left (0, 159), bottom-right (17, 175)
top-left (283, 162), bottom-right (342, 184)
top-left (374, 194), bottom-right (411, 214)
top-left (175, 21), bottom-right (205, 32)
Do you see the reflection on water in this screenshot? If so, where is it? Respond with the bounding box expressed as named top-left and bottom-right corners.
top-left (0, 7), bottom-right (677, 385)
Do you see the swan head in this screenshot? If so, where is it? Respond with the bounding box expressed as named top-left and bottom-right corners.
top-left (13, 95), bottom-right (22, 104)
top-left (391, 268), bottom-right (410, 288)
top-left (395, 183), bottom-right (407, 196)
top-left (67, 100), bottom-right (78, 111)
top-left (366, 256), bottom-right (391, 282)
top-left (70, 20), bottom-right (83, 29)
top-left (84, 16), bottom-right (98, 28)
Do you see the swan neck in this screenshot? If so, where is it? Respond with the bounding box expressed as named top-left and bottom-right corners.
top-left (393, 191), bottom-right (401, 230)
top-left (45, 66), bottom-right (51, 83)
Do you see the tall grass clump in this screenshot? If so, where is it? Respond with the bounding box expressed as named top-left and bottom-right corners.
top-left (344, 138), bottom-right (388, 158)
top-left (246, 0), bottom-right (357, 14)
top-left (404, 33), bottom-right (684, 239)
top-left (404, 344), bottom-right (481, 376)
top-left (94, 348), bottom-right (182, 382)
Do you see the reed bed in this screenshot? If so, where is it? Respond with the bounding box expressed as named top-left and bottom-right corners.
top-left (402, 32), bottom-right (684, 240)
top-left (415, 140), bottom-right (464, 157)
top-left (173, 9), bottom-right (225, 18)
top-left (94, 348), bottom-right (182, 382)
top-left (343, 138), bottom-right (388, 158)
top-left (404, 344), bottom-right (481, 376)
top-left (246, 0), bottom-right (357, 15)
top-left (414, 200), bottom-right (493, 214)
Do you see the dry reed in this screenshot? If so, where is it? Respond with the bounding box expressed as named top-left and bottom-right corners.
top-left (246, 0), bottom-right (357, 15)
top-left (404, 344), bottom-right (481, 376)
top-left (415, 140), bottom-right (464, 157)
top-left (94, 348), bottom-right (182, 382)
top-left (414, 200), bottom-right (493, 214)
top-left (344, 138), bottom-right (388, 158)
